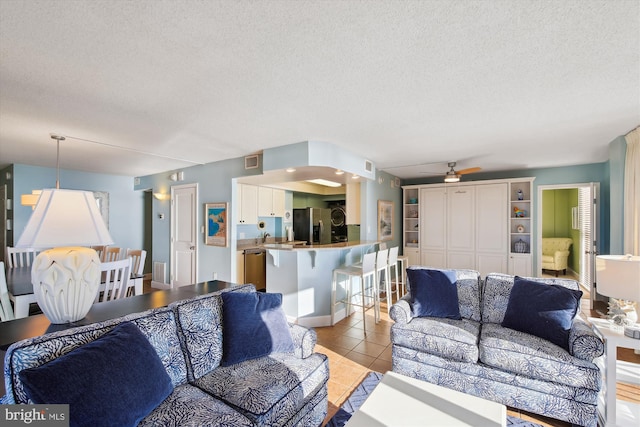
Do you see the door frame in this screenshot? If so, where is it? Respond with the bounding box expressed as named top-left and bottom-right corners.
top-left (170, 183), bottom-right (198, 287)
top-left (536, 182), bottom-right (600, 308)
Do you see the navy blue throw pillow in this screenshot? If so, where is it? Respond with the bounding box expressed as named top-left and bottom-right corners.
top-left (501, 276), bottom-right (583, 351)
top-left (407, 268), bottom-right (461, 319)
top-left (221, 292), bottom-right (294, 366)
top-left (19, 322), bottom-right (173, 427)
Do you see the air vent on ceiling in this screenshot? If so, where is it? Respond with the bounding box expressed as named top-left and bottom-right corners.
top-left (365, 160), bottom-right (373, 173)
top-left (245, 155), bottom-right (259, 169)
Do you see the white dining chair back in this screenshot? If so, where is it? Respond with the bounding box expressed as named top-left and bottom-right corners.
top-left (91, 245), bottom-right (107, 261)
top-left (0, 262), bottom-right (15, 321)
top-left (378, 242), bottom-right (387, 251)
top-left (6, 247), bottom-right (37, 268)
top-left (125, 249), bottom-right (147, 276)
top-left (103, 246), bottom-right (122, 262)
top-left (97, 258), bottom-right (132, 303)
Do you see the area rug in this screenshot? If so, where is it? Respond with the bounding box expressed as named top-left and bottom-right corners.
top-left (326, 372), bottom-right (544, 427)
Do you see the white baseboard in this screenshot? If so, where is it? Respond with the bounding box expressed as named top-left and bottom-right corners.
top-left (151, 281), bottom-right (171, 290)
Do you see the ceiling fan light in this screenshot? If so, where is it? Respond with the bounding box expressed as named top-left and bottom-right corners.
top-left (444, 173), bottom-right (460, 183)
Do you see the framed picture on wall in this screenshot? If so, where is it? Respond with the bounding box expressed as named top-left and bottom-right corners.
top-left (377, 200), bottom-right (393, 241)
top-left (205, 202), bottom-right (228, 247)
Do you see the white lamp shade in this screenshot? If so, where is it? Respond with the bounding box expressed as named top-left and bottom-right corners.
top-left (596, 255), bottom-right (640, 302)
top-left (15, 189), bottom-right (114, 249)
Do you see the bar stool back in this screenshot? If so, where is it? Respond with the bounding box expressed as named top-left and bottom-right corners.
top-left (376, 248), bottom-right (390, 311)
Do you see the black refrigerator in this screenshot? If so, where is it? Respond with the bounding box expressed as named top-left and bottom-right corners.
top-left (292, 208), bottom-right (332, 245)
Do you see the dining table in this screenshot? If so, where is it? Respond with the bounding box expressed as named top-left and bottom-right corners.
top-left (5, 266), bottom-right (146, 319)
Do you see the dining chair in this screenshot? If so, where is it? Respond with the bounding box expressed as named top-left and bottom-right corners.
top-left (6, 247), bottom-right (37, 268)
top-left (103, 246), bottom-right (122, 262)
top-left (0, 262), bottom-right (16, 321)
top-left (126, 249), bottom-right (147, 276)
top-left (91, 245), bottom-right (107, 262)
top-left (96, 258), bottom-right (132, 303)
top-left (125, 249), bottom-right (147, 296)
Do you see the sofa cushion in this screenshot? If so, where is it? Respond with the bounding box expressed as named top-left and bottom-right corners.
top-left (139, 384), bottom-right (254, 427)
top-left (479, 323), bottom-right (601, 391)
top-left (19, 322), bottom-right (173, 427)
top-left (482, 273), bottom-right (581, 324)
top-left (407, 267), bottom-right (481, 322)
top-left (221, 292), bottom-right (294, 366)
top-left (194, 352), bottom-right (329, 426)
top-left (502, 277), bottom-right (582, 350)
top-left (391, 317), bottom-right (480, 363)
top-left (407, 268), bottom-right (461, 319)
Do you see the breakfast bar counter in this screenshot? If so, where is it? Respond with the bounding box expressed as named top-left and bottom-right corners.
top-left (264, 240), bottom-right (379, 327)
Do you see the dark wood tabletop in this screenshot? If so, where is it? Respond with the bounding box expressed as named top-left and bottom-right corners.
top-left (0, 280), bottom-right (236, 351)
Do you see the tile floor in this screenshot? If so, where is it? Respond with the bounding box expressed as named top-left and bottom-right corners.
top-left (316, 290), bottom-right (640, 427)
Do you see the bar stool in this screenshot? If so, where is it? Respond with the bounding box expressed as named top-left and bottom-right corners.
top-left (375, 248), bottom-right (391, 310)
top-left (397, 253), bottom-right (410, 296)
top-left (387, 246), bottom-right (401, 310)
top-left (331, 252), bottom-right (379, 333)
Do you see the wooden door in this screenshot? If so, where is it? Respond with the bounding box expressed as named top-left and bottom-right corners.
top-left (171, 184), bottom-right (197, 287)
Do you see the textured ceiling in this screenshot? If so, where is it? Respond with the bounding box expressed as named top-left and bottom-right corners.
top-left (0, 0), bottom-right (638, 179)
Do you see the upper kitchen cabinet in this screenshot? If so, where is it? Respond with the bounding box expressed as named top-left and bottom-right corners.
top-left (238, 183), bottom-right (258, 224)
top-left (258, 187), bottom-right (285, 217)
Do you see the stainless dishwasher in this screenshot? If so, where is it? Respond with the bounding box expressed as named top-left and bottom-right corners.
top-left (244, 248), bottom-right (266, 291)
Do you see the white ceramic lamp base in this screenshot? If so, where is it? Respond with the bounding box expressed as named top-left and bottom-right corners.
top-left (32, 247), bottom-right (101, 324)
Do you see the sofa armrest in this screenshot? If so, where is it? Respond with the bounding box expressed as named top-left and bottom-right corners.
top-left (569, 318), bottom-right (604, 361)
top-left (390, 295), bottom-right (412, 324)
top-left (289, 323), bottom-right (317, 359)
top-left (554, 250), bottom-right (570, 265)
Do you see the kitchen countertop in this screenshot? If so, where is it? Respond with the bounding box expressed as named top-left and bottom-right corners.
top-left (262, 240), bottom-right (379, 251)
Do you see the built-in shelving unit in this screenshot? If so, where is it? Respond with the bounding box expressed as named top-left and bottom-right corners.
top-left (404, 188), bottom-right (420, 248)
top-left (508, 179), bottom-right (534, 276)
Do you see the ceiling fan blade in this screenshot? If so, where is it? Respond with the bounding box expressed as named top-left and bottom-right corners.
top-left (457, 167), bottom-right (481, 175)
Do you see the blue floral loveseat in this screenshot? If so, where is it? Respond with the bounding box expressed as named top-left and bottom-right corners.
top-left (390, 269), bottom-right (603, 427)
top-left (3, 284), bottom-right (329, 426)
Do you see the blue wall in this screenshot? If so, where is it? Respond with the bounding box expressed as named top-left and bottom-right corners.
top-left (608, 136), bottom-right (626, 254)
top-left (8, 164), bottom-right (144, 253)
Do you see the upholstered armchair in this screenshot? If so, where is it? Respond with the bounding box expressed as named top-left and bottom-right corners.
top-left (541, 238), bottom-right (573, 276)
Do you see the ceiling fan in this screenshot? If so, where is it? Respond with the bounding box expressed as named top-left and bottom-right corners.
top-left (443, 162), bottom-right (481, 183)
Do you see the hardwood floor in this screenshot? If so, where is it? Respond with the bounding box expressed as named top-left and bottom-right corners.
top-left (316, 290), bottom-right (640, 426)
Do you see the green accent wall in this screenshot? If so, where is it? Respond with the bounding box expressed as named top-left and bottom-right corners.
top-left (541, 188), bottom-right (580, 272)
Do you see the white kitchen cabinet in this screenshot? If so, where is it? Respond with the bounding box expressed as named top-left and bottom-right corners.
top-left (238, 184), bottom-right (258, 224)
top-left (258, 187), bottom-right (285, 217)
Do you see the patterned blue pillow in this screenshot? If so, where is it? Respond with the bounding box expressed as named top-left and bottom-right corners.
top-left (19, 322), bottom-right (173, 426)
top-left (502, 276), bottom-right (583, 350)
top-left (220, 292), bottom-right (294, 366)
top-left (407, 268), bottom-right (461, 319)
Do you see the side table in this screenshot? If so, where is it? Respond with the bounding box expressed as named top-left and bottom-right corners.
top-left (589, 317), bottom-right (640, 426)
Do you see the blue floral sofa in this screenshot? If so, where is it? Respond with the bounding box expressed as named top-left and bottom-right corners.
top-left (3, 284), bottom-right (329, 426)
top-left (390, 269), bottom-right (603, 427)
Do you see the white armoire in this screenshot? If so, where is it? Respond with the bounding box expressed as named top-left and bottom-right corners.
top-left (403, 178), bottom-right (534, 277)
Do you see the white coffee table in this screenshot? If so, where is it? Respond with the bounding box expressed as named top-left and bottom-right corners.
top-left (345, 371), bottom-right (506, 426)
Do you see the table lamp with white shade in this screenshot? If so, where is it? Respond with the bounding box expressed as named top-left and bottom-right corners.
top-left (15, 188), bottom-right (113, 324)
top-left (596, 254), bottom-right (640, 331)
